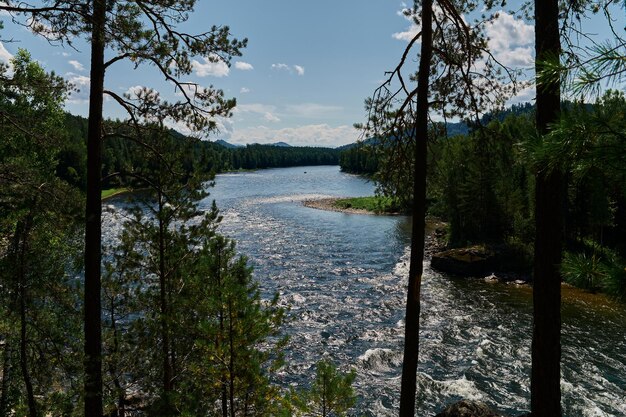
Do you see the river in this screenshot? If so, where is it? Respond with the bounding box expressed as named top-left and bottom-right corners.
top-left (105, 165), bottom-right (626, 416)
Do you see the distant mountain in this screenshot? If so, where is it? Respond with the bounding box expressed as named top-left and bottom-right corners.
top-left (215, 139), bottom-right (242, 148)
top-left (336, 136), bottom-right (378, 151)
top-left (270, 141), bottom-right (291, 147)
top-left (445, 121), bottom-right (469, 136)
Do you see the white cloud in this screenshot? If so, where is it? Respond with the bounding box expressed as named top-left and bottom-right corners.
top-left (68, 60), bottom-right (85, 71)
top-left (66, 72), bottom-right (91, 103)
top-left (234, 61), bottom-right (254, 71)
top-left (271, 63), bottom-right (306, 76)
top-left (392, 6), bottom-right (420, 42)
top-left (264, 112), bottom-right (281, 122)
top-left (229, 124), bottom-right (359, 147)
top-left (271, 63), bottom-right (290, 71)
top-left (494, 46), bottom-right (534, 68)
top-left (240, 87), bottom-right (250, 94)
top-left (0, 42), bottom-right (13, 65)
top-left (125, 85), bottom-right (146, 98)
top-left (235, 103), bottom-right (280, 122)
top-left (236, 103), bottom-right (277, 114)
top-left (192, 54), bottom-right (230, 77)
top-left (285, 103), bottom-right (342, 118)
top-left (485, 11), bottom-right (534, 68)
top-left (392, 25), bottom-right (419, 42)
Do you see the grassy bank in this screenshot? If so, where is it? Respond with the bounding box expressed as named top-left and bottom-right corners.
top-left (332, 196), bottom-right (401, 214)
top-left (101, 187), bottom-right (131, 201)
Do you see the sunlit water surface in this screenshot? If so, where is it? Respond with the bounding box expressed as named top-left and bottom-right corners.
top-left (104, 165), bottom-right (626, 416)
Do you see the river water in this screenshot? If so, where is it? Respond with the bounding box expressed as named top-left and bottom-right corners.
top-left (106, 165), bottom-right (626, 416)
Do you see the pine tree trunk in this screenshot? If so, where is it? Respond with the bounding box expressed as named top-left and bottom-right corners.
top-left (216, 248), bottom-right (228, 417)
top-left (158, 192), bottom-right (173, 400)
top-left (532, 1), bottom-right (562, 416)
top-left (15, 218), bottom-right (37, 417)
top-left (0, 339), bottom-right (12, 417)
top-left (399, 1), bottom-right (432, 415)
top-left (228, 299), bottom-right (235, 417)
top-left (84, 0), bottom-right (106, 415)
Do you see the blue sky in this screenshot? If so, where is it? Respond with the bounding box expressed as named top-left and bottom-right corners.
top-left (0, 1), bottom-right (621, 147)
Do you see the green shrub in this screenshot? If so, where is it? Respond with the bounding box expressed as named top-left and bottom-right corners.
top-left (602, 254), bottom-right (626, 301)
top-left (561, 252), bottom-right (608, 292)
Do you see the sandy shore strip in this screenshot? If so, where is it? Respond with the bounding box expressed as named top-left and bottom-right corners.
top-left (302, 197), bottom-right (376, 215)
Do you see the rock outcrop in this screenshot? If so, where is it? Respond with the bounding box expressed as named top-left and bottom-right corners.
top-left (430, 245), bottom-right (496, 277)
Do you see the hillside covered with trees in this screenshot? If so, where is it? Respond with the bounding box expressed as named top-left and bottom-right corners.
top-left (59, 113), bottom-right (339, 192)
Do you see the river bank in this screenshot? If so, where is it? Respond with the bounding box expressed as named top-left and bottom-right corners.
top-left (303, 196), bottom-right (402, 215)
top-left (303, 197), bottom-right (376, 215)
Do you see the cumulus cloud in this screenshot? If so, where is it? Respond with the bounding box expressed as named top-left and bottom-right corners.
top-left (192, 54), bottom-right (230, 77)
top-left (236, 103), bottom-right (281, 122)
top-left (66, 72), bottom-right (91, 103)
top-left (271, 63), bottom-right (290, 71)
top-left (0, 42), bottom-right (13, 65)
top-left (264, 112), bottom-right (281, 122)
top-left (68, 60), bottom-right (85, 71)
top-left (229, 124), bottom-right (359, 147)
top-left (125, 85), bottom-right (146, 98)
top-left (271, 63), bottom-right (305, 75)
top-left (485, 11), bottom-right (534, 68)
top-left (392, 6), bottom-right (420, 41)
top-left (240, 87), bottom-right (250, 94)
top-left (234, 61), bottom-right (254, 71)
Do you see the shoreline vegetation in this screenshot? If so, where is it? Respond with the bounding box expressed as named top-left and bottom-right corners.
top-left (303, 196), bottom-right (622, 311)
top-left (101, 187), bottom-right (132, 201)
top-left (303, 196), bottom-right (402, 215)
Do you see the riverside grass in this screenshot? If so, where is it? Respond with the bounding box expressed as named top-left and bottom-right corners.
top-left (332, 196), bottom-right (401, 214)
top-left (101, 187), bottom-right (131, 200)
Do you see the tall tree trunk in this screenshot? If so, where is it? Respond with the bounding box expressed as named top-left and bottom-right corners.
top-left (0, 339), bottom-right (12, 417)
top-left (107, 300), bottom-right (125, 417)
top-left (15, 218), bottom-right (37, 417)
top-left (532, 1), bottom-right (562, 416)
top-left (228, 299), bottom-right (235, 417)
top-left (399, 1), bottom-right (433, 415)
top-left (84, 0), bottom-right (106, 416)
top-left (215, 248), bottom-right (228, 417)
top-left (158, 192), bottom-right (173, 400)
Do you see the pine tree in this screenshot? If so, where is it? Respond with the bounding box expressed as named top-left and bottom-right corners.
top-left (0, 3), bottom-right (245, 414)
top-left (0, 49), bottom-right (83, 417)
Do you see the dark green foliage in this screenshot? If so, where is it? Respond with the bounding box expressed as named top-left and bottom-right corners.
top-left (55, 113), bottom-right (340, 191)
top-left (102, 128), bottom-right (287, 416)
top-left (339, 143), bottom-right (378, 175)
top-left (352, 94), bottom-right (625, 283)
top-left (291, 359), bottom-right (357, 417)
top-left (0, 49), bottom-right (83, 417)
top-left (431, 114), bottom-right (536, 247)
top-left (230, 144), bottom-right (339, 170)
top-left (562, 245), bottom-right (626, 300)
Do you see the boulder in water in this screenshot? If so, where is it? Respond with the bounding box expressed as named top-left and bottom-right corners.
top-left (431, 245), bottom-right (496, 277)
top-left (434, 400), bottom-right (503, 417)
